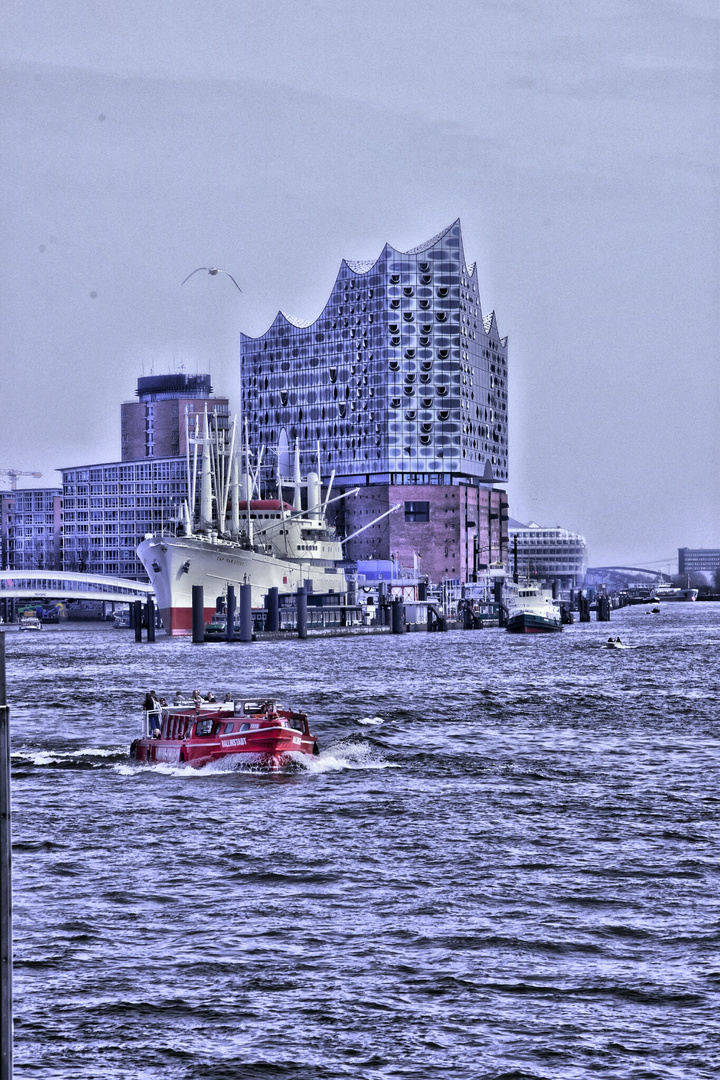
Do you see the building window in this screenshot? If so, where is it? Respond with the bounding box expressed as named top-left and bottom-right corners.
top-left (405, 501), bottom-right (430, 523)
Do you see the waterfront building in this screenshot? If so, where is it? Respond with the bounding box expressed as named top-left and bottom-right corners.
top-left (5, 488), bottom-right (62, 571)
top-left (0, 492), bottom-right (13, 569)
top-left (60, 373), bottom-right (227, 579)
top-left (508, 519), bottom-right (587, 588)
top-left (121, 373), bottom-right (229, 461)
top-left (241, 220), bottom-right (509, 576)
top-left (678, 548), bottom-right (720, 575)
top-left (60, 457), bottom-right (187, 578)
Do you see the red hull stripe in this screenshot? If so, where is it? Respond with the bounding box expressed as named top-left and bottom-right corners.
top-left (160, 606), bottom-right (217, 636)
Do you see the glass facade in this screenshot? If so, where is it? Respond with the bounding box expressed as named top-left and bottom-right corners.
top-left (508, 523), bottom-right (588, 586)
top-left (61, 458), bottom-right (187, 579)
top-left (241, 220), bottom-right (508, 485)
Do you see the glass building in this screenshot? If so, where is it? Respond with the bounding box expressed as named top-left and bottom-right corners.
top-left (241, 220), bottom-right (508, 487)
top-left (508, 520), bottom-right (588, 588)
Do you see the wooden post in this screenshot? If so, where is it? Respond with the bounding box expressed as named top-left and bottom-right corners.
top-left (391, 596), bottom-right (404, 634)
top-left (146, 599), bottom-right (156, 643)
top-left (0, 633), bottom-right (13, 1080)
top-left (133, 601), bottom-right (142, 643)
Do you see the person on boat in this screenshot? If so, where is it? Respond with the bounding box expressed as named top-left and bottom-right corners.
top-left (192, 689), bottom-right (203, 705)
top-left (205, 691), bottom-right (217, 703)
top-left (223, 692), bottom-right (233, 703)
top-left (142, 691), bottom-right (159, 711)
top-left (159, 698), bottom-right (168, 707)
top-left (173, 691), bottom-right (184, 705)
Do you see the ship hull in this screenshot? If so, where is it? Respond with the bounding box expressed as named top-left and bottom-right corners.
top-left (506, 612), bottom-right (562, 634)
top-left (137, 534), bottom-right (347, 635)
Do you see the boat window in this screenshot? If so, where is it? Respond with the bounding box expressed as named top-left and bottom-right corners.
top-left (289, 716), bottom-right (304, 732)
top-left (196, 719), bottom-right (214, 736)
top-left (223, 722), bottom-right (235, 733)
top-left (239, 723), bottom-right (250, 732)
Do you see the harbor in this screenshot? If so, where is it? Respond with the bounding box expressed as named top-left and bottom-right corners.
top-left (4, 599), bottom-right (720, 1078)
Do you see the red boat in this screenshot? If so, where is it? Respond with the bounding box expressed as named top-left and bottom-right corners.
top-left (130, 699), bottom-right (319, 769)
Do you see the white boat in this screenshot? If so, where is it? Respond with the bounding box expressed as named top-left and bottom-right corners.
top-left (653, 586), bottom-right (698, 602)
top-left (506, 584), bottom-right (562, 634)
top-left (137, 409), bottom-right (363, 635)
top-left (18, 614), bottom-right (43, 631)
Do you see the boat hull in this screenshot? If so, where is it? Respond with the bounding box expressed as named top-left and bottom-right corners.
top-left (137, 534), bottom-right (347, 635)
top-left (506, 612), bottom-right (562, 634)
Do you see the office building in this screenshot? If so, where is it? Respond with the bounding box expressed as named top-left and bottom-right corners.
top-left (5, 488), bottom-right (63, 570)
top-left (678, 548), bottom-right (720, 575)
top-left (121, 373), bottom-right (229, 461)
top-left (61, 373), bottom-right (226, 578)
top-left (508, 520), bottom-right (587, 588)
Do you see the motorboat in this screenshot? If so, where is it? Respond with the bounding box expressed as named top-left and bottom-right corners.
top-left (506, 584), bottom-right (562, 634)
top-left (18, 614), bottom-right (42, 631)
top-left (130, 698), bottom-right (319, 769)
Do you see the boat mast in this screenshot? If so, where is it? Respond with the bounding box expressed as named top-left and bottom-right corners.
top-left (199, 405), bottom-right (213, 530)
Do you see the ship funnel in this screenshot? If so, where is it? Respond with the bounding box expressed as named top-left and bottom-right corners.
top-left (307, 472), bottom-right (321, 512)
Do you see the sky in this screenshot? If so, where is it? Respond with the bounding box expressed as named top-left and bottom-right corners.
top-left (1, 0), bottom-right (717, 570)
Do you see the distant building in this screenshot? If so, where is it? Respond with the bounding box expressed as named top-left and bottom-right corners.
top-left (121, 374), bottom-right (229, 461)
top-left (508, 520), bottom-right (587, 588)
top-left (6, 488), bottom-right (63, 570)
top-left (60, 458), bottom-right (187, 579)
top-left (678, 548), bottom-right (720, 575)
top-left (0, 493), bottom-right (13, 569)
top-left (61, 372), bottom-right (227, 579)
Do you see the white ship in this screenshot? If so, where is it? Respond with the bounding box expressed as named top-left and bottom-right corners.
top-left (137, 409), bottom-right (382, 635)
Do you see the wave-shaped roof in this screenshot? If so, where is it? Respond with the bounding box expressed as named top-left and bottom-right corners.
top-left (405, 219), bottom-right (459, 254)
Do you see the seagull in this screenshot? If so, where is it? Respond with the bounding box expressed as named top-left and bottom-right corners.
top-left (180, 267), bottom-right (242, 292)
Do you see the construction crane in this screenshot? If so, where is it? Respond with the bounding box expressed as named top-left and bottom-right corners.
top-left (0, 470), bottom-right (43, 491)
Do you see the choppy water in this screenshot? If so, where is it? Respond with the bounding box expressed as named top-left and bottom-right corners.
top-left (6, 602), bottom-right (720, 1079)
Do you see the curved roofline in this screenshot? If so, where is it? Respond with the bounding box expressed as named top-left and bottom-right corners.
top-left (241, 219), bottom-right (473, 341)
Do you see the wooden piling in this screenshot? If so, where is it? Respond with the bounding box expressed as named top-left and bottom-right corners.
top-left (146, 599), bottom-right (156, 643)
top-left (133, 601), bottom-right (142, 643)
top-left (266, 587), bottom-right (279, 632)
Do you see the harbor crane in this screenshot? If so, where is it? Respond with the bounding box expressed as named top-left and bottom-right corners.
top-left (0, 469), bottom-right (43, 491)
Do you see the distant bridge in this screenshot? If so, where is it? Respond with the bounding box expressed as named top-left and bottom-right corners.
top-left (586, 566), bottom-right (665, 581)
top-left (0, 571), bottom-right (154, 603)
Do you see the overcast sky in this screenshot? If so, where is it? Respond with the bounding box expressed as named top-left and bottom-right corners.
top-left (1, 0), bottom-right (717, 569)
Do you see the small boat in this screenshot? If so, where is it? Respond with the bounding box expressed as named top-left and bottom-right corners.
top-left (506, 585), bottom-right (562, 634)
top-left (113, 611), bottom-right (131, 629)
top-left (130, 698), bottom-right (319, 769)
top-left (18, 614), bottom-right (43, 631)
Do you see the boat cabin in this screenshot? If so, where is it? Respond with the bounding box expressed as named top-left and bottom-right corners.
top-left (141, 700), bottom-right (311, 740)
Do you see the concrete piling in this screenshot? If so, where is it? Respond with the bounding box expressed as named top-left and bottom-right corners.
top-left (225, 586), bottom-right (236, 643)
top-left (239, 583), bottom-right (253, 642)
top-left (192, 585), bottom-right (205, 644)
top-left (265, 587), bottom-right (279, 632)
top-left (391, 596), bottom-right (404, 634)
top-left (296, 587), bottom-right (308, 639)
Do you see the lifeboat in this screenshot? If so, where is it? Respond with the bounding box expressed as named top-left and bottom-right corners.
top-left (130, 699), bottom-right (319, 769)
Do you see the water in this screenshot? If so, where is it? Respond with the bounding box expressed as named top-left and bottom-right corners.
top-left (6, 603), bottom-right (720, 1079)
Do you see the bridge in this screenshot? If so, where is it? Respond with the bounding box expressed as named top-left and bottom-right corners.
top-left (0, 571), bottom-right (154, 603)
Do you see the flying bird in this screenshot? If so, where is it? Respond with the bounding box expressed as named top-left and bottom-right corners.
top-left (180, 267), bottom-right (242, 292)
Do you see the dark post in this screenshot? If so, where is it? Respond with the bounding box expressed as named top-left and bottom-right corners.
top-left (133, 600), bottom-right (142, 643)
top-left (128, 601), bottom-right (136, 631)
top-left (216, 595), bottom-right (224, 613)
top-left (418, 581), bottom-right (427, 602)
top-left (512, 535), bottom-right (519, 584)
top-left (225, 586), bottom-right (236, 643)
top-left (266, 587), bottom-right (279, 632)
top-left (0, 633), bottom-right (12, 1080)
top-left (551, 581), bottom-right (559, 600)
top-left (192, 585), bottom-right (205, 644)
top-left (146, 599), bottom-right (156, 643)
top-left (493, 579), bottom-right (506, 627)
top-left (296, 586), bottom-right (308, 639)
top-left (391, 596), bottom-right (404, 634)
top-left (239, 583), bottom-right (253, 642)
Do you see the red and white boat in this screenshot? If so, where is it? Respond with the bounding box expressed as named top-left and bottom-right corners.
top-left (130, 699), bottom-right (319, 769)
